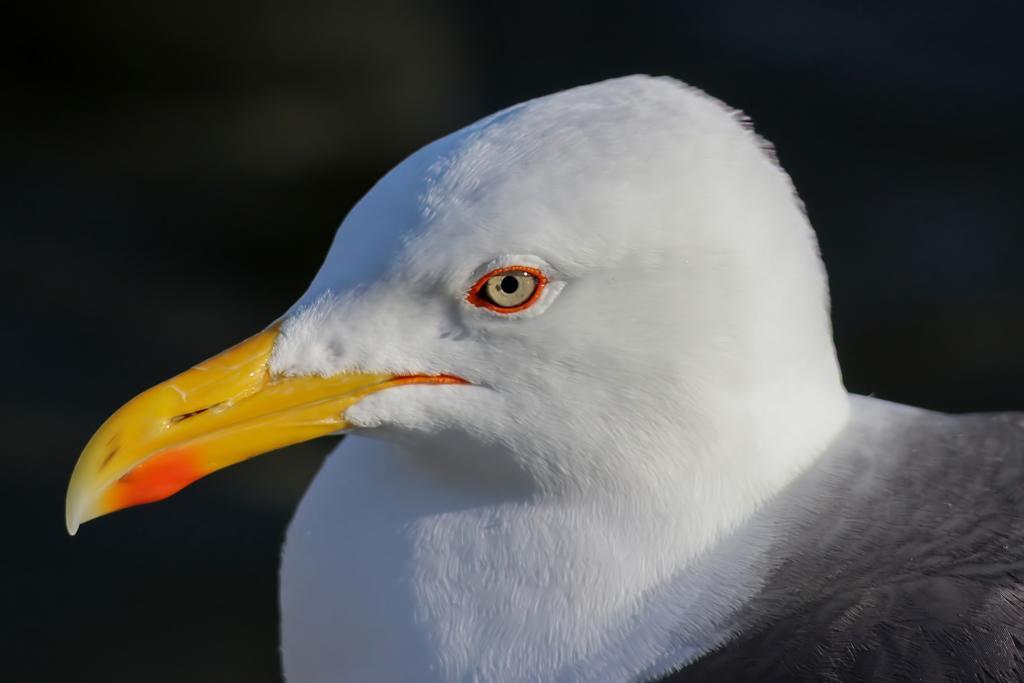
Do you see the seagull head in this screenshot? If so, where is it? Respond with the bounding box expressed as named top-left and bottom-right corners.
top-left (66, 76), bottom-right (848, 537)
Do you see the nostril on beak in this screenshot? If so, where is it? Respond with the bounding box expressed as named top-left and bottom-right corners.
top-left (170, 406), bottom-right (213, 424)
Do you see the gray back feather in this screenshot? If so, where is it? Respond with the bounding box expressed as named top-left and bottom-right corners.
top-left (661, 399), bottom-right (1024, 682)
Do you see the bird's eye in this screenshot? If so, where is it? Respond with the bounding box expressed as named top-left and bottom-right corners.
top-left (467, 266), bottom-right (547, 313)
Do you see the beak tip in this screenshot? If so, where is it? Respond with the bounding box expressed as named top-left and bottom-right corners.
top-left (65, 505), bottom-right (81, 536)
top-left (65, 489), bottom-right (87, 536)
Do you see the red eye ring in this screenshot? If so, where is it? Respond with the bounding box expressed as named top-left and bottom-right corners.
top-left (466, 265), bottom-right (549, 314)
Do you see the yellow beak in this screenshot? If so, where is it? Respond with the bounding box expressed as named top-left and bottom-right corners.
top-left (65, 323), bottom-right (464, 535)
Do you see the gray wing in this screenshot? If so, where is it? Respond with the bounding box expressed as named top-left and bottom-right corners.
top-left (660, 406), bottom-right (1024, 682)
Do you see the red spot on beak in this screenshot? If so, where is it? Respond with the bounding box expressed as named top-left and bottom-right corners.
top-left (104, 446), bottom-right (206, 512)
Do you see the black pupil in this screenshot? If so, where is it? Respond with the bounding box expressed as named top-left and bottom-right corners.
top-left (499, 275), bottom-right (520, 294)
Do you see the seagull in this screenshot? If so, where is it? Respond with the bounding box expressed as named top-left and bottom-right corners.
top-left (65, 76), bottom-right (1024, 682)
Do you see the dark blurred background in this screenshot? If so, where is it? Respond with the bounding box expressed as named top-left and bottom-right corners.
top-left (3, 1), bottom-right (1022, 680)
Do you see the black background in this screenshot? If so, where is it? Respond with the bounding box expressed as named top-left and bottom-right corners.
top-left (3, 1), bottom-right (1023, 680)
